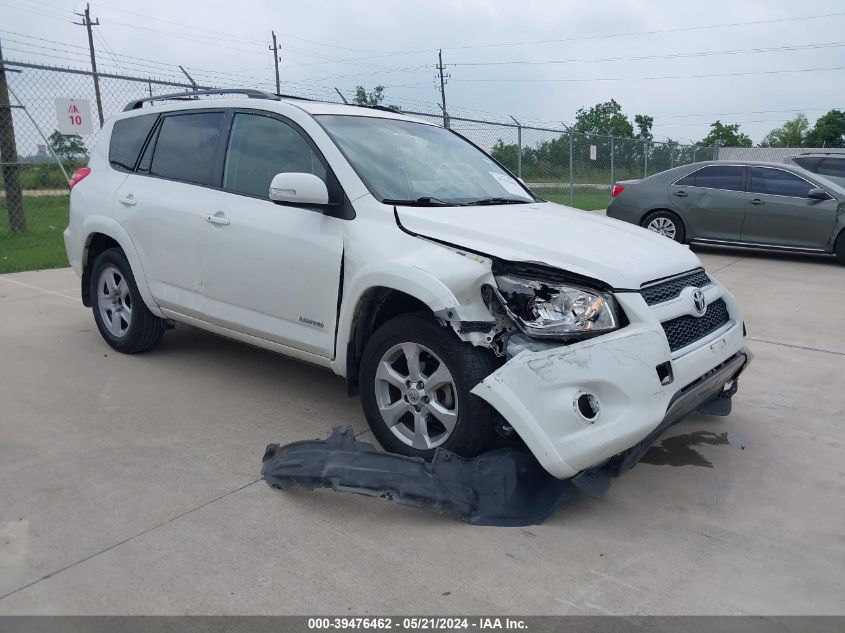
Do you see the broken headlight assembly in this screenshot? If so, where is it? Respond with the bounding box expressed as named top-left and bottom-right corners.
top-left (491, 274), bottom-right (618, 339)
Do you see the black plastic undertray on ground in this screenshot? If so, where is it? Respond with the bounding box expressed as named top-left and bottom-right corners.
top-left (261, 426), bottom-right (615, 526)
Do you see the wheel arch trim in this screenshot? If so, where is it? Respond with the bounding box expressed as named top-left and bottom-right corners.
top-left (332, 264), bottom-right (461, 379)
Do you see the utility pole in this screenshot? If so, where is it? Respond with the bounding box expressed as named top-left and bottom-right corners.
top-left (0, 37), bottom-right (25, 231)
top-left (74, 3), bottom-right (103, 127)
top-left (269, 31), bottom-right (281, 95)
top-left (436, 49), bottom-right (449, 128)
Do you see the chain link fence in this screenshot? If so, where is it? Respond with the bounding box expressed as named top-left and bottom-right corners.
top-left (714, 146), bottom-right (845, 162)
top-left (1, 59), bottom-right (710, 273)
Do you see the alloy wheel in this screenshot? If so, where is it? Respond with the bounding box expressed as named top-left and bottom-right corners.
top-left (373, 342), bottom-right (458, 450)
top-left (647, 216), bottom-right (677, 239)
top-left (97, 265), bottom-right (132, 338)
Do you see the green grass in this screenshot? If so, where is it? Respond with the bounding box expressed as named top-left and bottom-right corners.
top-left (18, 163), bottom-right (81, 190)
top-left (0, 195), bottom-right (70, 274)
top-left (0, 188), bottom-right (608, 275)
top-left (533, 187), bottom-right (610, 211)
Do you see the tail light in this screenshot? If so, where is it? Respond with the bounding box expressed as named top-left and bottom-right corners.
top-left (611, 184), bottom-right (625, 198)
top-left (68, 167), bottom-right (91, 190)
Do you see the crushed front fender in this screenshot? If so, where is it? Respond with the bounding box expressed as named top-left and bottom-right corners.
top-left (262, 427), bottom-right (573, 527)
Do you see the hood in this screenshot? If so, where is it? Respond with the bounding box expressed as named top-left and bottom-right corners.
top-left (396, 201), bottom-right (702, 289)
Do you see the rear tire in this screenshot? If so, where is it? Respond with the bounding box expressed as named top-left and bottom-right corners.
top-left (359, 313), bottom-right (499, 459)
top-left (90, 248), bottom-right (165, 353)
top-left (642, 210), bottom-right (686, 243)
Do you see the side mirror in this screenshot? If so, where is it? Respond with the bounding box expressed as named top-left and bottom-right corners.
top-left (269, 172), bottom-right (329, 206)
top-left (807, 188), bottom-right (830, 201)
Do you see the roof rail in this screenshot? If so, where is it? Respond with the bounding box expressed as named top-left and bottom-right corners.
top-left (123, 88), bottom-right (281, 112)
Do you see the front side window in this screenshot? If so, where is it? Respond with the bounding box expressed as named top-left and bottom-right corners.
top-left (675, 165), bottom-right (745, 192)
top-left (109, 114), bottom-right (157, 172)
top-left (223, 113), bottom-right (326, 198)
top-left (317, 115), bottom-right (533, 205)
top-left (150, 112), bottom-right (225, 186)
top-left (750, 167), bottom-right (814, 198)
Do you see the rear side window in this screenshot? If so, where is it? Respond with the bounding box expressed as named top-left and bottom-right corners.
top-left (150, 112), bottom-right (225, 186)
top-left (792, 157), bottom-right (822, 172)
top-left (223, 113), bottom-right (326, 198)
top-left (816, 157), bottom-right (845, 178)
top-left (750, 167), bottom-right (814, 198)
top-left (675, 165), bottom-right (745, 191)
top-left (109, 114), bottom-right (157, 173)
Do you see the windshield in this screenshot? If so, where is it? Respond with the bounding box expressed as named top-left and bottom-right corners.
top-left (317, 115), bottom-right (534, 206)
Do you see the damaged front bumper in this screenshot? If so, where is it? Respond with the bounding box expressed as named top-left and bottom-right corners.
top-left (470, 297), bottom-right (751, 479)
top-left (261, 345), bottom-right (744, 527)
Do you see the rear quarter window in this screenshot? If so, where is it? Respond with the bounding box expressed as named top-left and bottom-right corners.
top-left (792, 157), bottom-right (823, 172)
top-left (109, 114), bottom-right (158, 173)
top-left (816, 157), bottom-right (845, 178)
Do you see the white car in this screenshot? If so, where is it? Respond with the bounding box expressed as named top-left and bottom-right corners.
top-left (64, 89), bottom-right (751, 479)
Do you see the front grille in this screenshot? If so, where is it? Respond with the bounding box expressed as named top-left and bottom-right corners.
top-left (662, 299), bottom-right (730, 353)
top-left (641, 269), bottom-right (712, 306)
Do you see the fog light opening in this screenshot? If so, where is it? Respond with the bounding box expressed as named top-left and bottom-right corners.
top-left (574, 392), bottom-right (600, 423)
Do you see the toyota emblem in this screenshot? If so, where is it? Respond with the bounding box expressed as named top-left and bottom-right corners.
top-left (692, 288), bottom-right (707, 316)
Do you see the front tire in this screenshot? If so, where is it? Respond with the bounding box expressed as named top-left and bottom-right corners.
top-left (90, 248), bottom-right (165, 353)
top-left (359, 313), bottom-right (499, 459)
top-left (642, 210), bottom-right (686, 243)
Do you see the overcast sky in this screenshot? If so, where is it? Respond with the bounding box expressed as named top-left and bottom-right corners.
top-left (2, 0), bottom-right (843, 143)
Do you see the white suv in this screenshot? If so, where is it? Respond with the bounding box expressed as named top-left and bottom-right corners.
top-left (64, 89), bottom-right (751, 479)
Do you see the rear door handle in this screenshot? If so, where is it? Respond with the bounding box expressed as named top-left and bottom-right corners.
top-left (118, 195), bottom-right (137, 207)
top-left (748, 198), bottom-right (765, 205)
top-left (673, 191), bottom-right (688, 197)
top-left (206, 214), bottom-right (230, 226)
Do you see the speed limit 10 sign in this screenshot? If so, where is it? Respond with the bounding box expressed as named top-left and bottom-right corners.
top-left (55, 98), bottom-right (94, 135)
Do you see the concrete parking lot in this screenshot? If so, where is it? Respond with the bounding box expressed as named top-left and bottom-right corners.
top-left (1, 247), bottom-right (844, 615)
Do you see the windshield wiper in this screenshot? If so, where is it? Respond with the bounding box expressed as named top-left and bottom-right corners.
top-left (383, 196), bottom-right (458, 207)
top-left (464, 197), bottom-right (530, 206)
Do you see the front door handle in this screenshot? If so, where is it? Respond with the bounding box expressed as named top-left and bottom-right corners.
top-left (748, 198), bottom-right (765, 205)
top-left (206, 214), bottom-right (230, 226)
top-left (673, 191), bottom-right (688, 198)
top-left (118, 195), bottom-right (137, 207)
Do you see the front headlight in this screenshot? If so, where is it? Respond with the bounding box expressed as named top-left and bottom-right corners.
top-left (492, 274), bottom-right (618, 338)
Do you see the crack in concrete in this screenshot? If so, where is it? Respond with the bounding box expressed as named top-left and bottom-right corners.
top-left (748, 337), bottom-right (845, 358)
top-left (0, 479), bottom-right (262, 603)
top-left (0, 277), bottom-right (78, 301)
top-left (708, 256), bottom-right (746, 273)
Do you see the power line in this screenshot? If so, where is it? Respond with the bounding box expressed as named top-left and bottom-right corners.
top-left (94, 29), bottom-right (128, 75)
top-left (450, 41), bottom-right (845, 67)
top-left (452, 65), bottom-right (845, 83)
top-left (88, 2), bottom-right (402, 55)
top-left (655, 107), bottom-right (841, 119)
top-left (443, 10), bottom-right (845, 51)
top-left (0, 40), bottom-right (188, 81)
